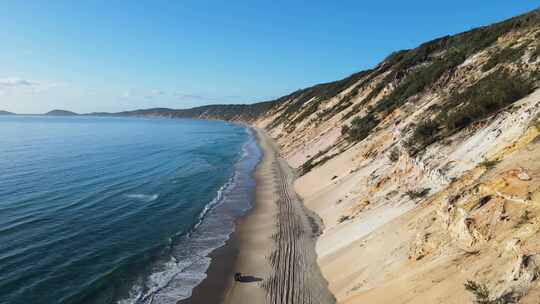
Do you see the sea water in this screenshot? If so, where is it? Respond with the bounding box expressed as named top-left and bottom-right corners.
top-left (0, 115), bottom-right (261, 304)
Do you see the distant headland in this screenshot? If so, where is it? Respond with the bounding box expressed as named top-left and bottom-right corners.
top-left (45, 109), bottom-right (79, 116)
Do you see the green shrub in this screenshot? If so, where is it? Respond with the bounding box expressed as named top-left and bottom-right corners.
top-left (464, 280), bottom-right (490, 304)
top-left (464, 280), bottom-right (518, 304)
top-left (530, 45), bottom-right (540, 62)
top-left (346, 113), bottom-right (379, 142)
top-left (341, 124), bottom-right (350, 136)
top-left (479, 158), bottom-right (500, 169)
top-left (482, 45), bottom-right (526, 71)
top-left (338, 215), bottom-right (351, 223)
top-left (407, 120), bottom-right (440, 152)
top-left (388, 147), bottom-right (400, 162)
top-left (441, 72), bottom-right (534, 133)
top-left (406, 188), bottom-right (430, 200)
top-left (300, 149), bottom-right (335, 175)
top-left (375, 53), bottom-right (467, 114)
top-left (407, 71), bottom-right (535, 154)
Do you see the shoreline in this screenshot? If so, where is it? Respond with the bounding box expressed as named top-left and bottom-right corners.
top-left (180, 127), bottom-right (334, 304)
top-left (177, 126), bottom-right (262, 304)
top-left (177, 127), bottom-right (271, 304)
top-left (176, 232), bottom-right (239, 304)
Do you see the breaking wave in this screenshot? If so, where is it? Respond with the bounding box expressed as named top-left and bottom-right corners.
top-left (116, 130), bottom-right (260, 304)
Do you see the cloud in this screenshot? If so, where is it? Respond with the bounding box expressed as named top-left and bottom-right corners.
top-left (0, 77), bottom-right (53, 95)
top-left (0, 78), bottom-right (39, 88)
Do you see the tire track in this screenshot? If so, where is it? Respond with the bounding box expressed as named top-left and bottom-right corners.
top-left (261, 153), bottom-right (335, 304)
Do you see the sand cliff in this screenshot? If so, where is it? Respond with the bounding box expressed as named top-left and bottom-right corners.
top-left (248, 9), bottom-right (540, 303)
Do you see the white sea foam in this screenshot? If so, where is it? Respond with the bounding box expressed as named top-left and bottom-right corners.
top-left (116, 129), bottom-right (260, 304)
top-left (116, 172), bottom-right (238, 304)
top-left (192, 172), bottom-right (237, 231)
top-left (125, 194), bottom-right (159, 202)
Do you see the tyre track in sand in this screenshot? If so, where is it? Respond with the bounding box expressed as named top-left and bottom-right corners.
top-left (260, 129), bottom-right (335, 304)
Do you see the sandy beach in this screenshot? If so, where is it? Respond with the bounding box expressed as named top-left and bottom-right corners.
top-left (220, 128), bottom-right (277, 303)
top-left (182, 128), bottom-right (334, 304)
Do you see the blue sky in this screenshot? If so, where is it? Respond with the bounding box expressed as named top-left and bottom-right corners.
top-left (0, 1), bottom-right (538, 114)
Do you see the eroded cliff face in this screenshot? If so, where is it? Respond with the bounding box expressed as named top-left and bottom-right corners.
top-left (251, 8), bottom-right (540, 304)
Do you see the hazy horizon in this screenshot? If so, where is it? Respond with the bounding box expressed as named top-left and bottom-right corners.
top-left (1, 1), bottom-right (538, 114)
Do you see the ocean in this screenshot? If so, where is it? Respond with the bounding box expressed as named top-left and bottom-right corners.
top-left (0, 115), bottom-right (261, 304)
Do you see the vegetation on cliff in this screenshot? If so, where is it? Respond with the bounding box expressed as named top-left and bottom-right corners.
top-left (343, 9), bottom-right (540, 147)
top-left (407, 71), bottom-right (536, 153)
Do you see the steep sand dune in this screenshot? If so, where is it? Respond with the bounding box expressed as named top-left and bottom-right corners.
top-left (289, 90), bottom-right (540, 303)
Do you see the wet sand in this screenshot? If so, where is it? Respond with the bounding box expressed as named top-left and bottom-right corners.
top-left (177, 233), bottom-right (238, 304)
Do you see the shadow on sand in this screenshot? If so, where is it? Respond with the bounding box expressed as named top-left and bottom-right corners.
top-left (236, 275), bottom-right (263, 283)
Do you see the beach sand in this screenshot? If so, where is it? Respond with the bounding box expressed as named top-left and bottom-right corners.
top-left (177, 233), bottom-right (239, 304)
top-left (181, 128), bottom-right (334, 304)
top-left (220, 128), bottom-right (277, 303)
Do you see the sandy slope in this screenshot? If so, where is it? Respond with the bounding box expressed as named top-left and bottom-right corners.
top-left (289, 90), bottom-right (540, 303)
top-left (244, 17), bottom-right (540, 303)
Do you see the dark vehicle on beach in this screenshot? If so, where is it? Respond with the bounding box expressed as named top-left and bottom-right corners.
top-left (234, 272), bottom-right (243, 282)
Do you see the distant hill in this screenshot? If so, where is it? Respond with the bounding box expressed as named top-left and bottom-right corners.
top-left (45, 109), bottom-right (78, 116)
top-left (80, 102), bottom-right (278, 123)
top-left (0, 110), bottom-right (14, 115)
top-left (111, 102), bottom-right (276, 122)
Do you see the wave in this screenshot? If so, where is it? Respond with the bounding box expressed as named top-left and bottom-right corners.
top-left (118, 174), bottom-right (239, 304)
top-left (191, 172), bottom-right (237, 233)
top-left (117, 253), bottom-right (210, 304)
top-left (125, 194), bottom-right (159, 203)
top-left (115, 132), bottom-right (260, 304)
